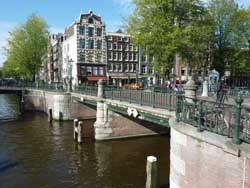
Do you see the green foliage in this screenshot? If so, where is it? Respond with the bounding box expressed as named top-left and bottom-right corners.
top-left (0, 68), bottom-right (2, 78)
top-left (208, 0), bottom-right (250, 75)
top-left (126, 0), bottom-right (212, 78)
top-left (3, 14), bottom-right (49, 80)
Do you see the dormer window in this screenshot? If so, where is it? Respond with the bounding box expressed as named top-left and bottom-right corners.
top-left (88, 18), bottom-right (94, 24)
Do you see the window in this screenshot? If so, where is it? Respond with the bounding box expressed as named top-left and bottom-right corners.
top-left (80, 66), bottom-right (86, 76)
top-left (87, 66), bottom-right (92, 75)
top-left (133, 64), bottom-right (137, 72)
top-left (118, 52), bottom-right (122, 61)
top-left (113, 64), bottom-right (117, 71)
top-left (125, 53), bottom-right (129, 61)
top-left (88, 18), bottom-right (94, 24)
top-left (97, 40), bottom-right (102, 50)
top-left (80, 39), bottom-right (85, 48)
top-left (125, 44), bottom-right (129, 51)
top-left (88, 27), bottom-right (94, 37)
top-left (118, 64), bottom-right (122, 72)
top-left (129, 53), bottom-right (132, 61)
top-left (108, 64), bottom-right (112, 71)
top-left (129, 45), bottom-right (133, 51)
top-left (113, 52), bottom-right (117, 60)
top-left (79, 26), bottom-right (85, 35)
top-left (142, 65), bottom-right (146, 74)
top-left (108, 52), bottom-right (112, 60)
top-left (108, 42), bottom-right (112, 50)
top-left (97, 28), bottom-right (102, 37)
top-left (141, 55), bottom-right (146, 62)
top-left (87, 54), bottom-right (94, 62)
top-left (124, 64), bottom-right (128, 71)
top-left (93, 67), bottom-right (98, 75)
top-left (118, 43), bottom-right (122, 50)
top-left (129, 64), bottom-right (133, 72)
top-left (133, 53), bottom-right (137, 61)
top-left (88, 39), bottom-right (94, 49)
top-left (79, 52), bottom-right (85, 61)
top-left (181, 69), bottom-right (186, 76)
top-left (97, 54), bottom-right (102, 63)
top-left (99, 67), bottom-right (104, 75)
top-left (113, 43), bottom-right (117, 50)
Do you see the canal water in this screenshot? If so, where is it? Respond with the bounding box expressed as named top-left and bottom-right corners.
top-left (0, 94), bottom-right (170, 188)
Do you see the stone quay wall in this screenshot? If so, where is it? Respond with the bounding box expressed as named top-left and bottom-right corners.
top-left (169, 118), bottom-right (250, 188)
top-left (23, 89), bottom-right (96, 120)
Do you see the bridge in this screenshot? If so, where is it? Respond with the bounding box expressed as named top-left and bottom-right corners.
top-left (1, 80), bottom-right (250, 188)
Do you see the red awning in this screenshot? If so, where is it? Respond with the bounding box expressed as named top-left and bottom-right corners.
top-left (87, 76), bottom-right (107, 81)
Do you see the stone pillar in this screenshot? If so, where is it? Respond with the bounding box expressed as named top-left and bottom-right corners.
top-left (146, 156), bottom-right (158, 188)
top-left (184, 76), bottom-right (198, 103)
top-left (201, 80), bottom-right (208, 97)
top-left (94, 102), bottom-right (113, 140)
top-left (98, 79), bottom-right (104, 98)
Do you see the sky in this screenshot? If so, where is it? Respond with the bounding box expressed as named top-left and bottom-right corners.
top-left (0, 0), bottom-right (249, 67)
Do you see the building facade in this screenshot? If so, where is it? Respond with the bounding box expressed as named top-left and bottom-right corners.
top-left (106, 31), bottom-right (139, 86)
top-left (62, 11), bottom-right (107, 86)
top-left (48, 33), bottom-right (64, 83)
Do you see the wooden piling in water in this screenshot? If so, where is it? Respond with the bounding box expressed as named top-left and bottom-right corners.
top-left (48, 108), bottom-right (52, 123)
top-left (73, 119), bottom-right (78, 140)
top-left (146, 156), bottom-right (157, 188)
top-left (77, 121), bottom-right (83, 143)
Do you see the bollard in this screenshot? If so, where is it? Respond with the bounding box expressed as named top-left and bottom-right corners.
top-left (146, 156), bottom-right (157, 188)
top-left (77, 121), bottom-right (83, 143)
top-left (48, 108), bottom-right (52, 123)
top-left (73, 119), bottom-right (78, 140)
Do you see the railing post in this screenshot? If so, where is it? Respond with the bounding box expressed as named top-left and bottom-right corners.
top-left (152, 90), bottom-right (155, 108)
top-left (140, 89), bottom-right (143, 105)
top-left (175, 95), bottom-right (182, 122)
top-left (197, 100), bottom-right (203, 132)
top-left (119, 88), bottom-right (122, 101)
top-left (233, 95), bottom-right (243, 144)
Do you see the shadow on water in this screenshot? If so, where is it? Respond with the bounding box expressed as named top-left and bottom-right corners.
top-left (0, 159), bottom-right (18, 173)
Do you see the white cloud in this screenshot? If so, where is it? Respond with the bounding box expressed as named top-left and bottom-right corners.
top-left (0, 21), bottom-right (18, 67)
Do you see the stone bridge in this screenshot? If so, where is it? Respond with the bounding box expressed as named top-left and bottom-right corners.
top-left (1, 81), bottom-right (250, 188)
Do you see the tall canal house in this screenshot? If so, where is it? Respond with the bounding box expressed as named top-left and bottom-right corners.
top-left (62, 11), bottom-right (107, 86)
top-left (48, 33), bottom-right (64, 83)
top-left (106, 31), bottom-right (139, 86)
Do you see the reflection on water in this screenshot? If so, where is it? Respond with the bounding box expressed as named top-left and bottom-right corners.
top-left (0, 94), bottom-right (20, 121)
top-left (0, 94), bottom-right (170, 188)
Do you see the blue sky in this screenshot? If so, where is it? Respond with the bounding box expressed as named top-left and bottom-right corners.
top-left (0, 0), bottom-right (249, 66)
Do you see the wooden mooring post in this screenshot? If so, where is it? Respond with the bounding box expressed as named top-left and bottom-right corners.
top-left (73, 119), bottom-right (78, 140)
top-left (146, 156), bottom-right (157, 188)
top-left (48, 108), bottom-right (52, 123)
top-left (73, 119), bottom-right (83, 143)
top-left (77, 121), bottom-right (83, 143)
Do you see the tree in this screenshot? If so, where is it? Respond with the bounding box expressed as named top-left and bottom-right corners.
top-left (126, 0), bottom-right (211, 79)
top-left (0, 68), bottom-right (2, 78)
top-left (3, 14), bottom-right (49, 80)
top-left (208, 0), bottom-right (250, 75)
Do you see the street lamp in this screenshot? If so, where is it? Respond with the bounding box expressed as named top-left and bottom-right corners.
top-left (67, 58), bottom-right (74, 92)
